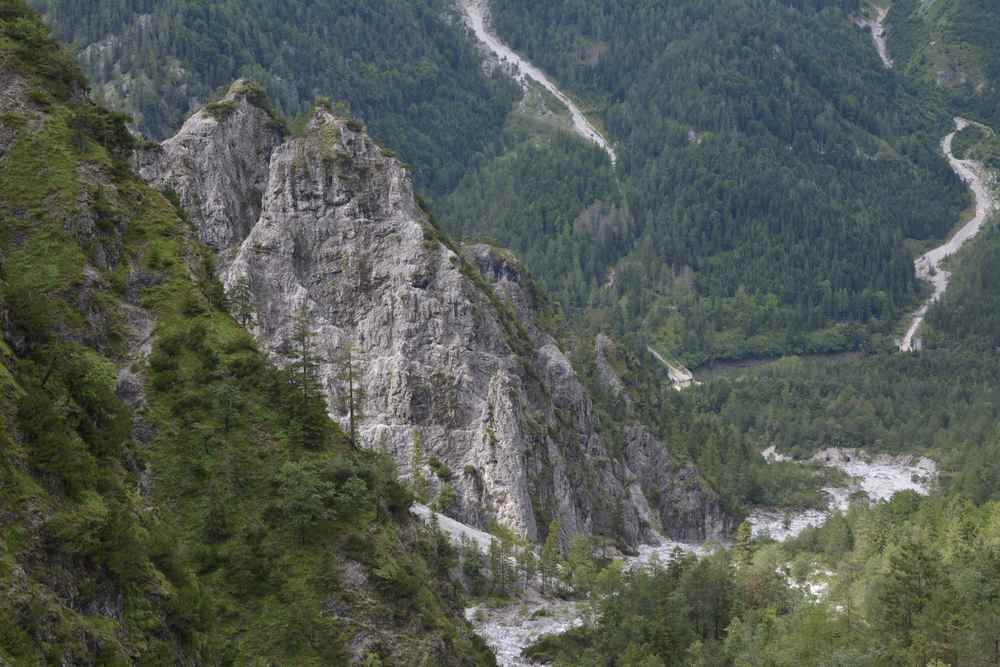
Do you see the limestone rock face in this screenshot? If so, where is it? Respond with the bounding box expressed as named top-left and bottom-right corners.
top-left (139, 81), bottom-right (283, 270)
top-left (623, 426), bottom-right (735, 542)
top-left (143, 84), bottom-right (731, 547)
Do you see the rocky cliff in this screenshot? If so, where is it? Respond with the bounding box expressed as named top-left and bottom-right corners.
top-left (2, 5), bottom-right (501, 657)
top-left (141, 82), bottom-right (731, 548)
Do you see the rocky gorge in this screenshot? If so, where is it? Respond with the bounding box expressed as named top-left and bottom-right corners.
top-left (138, 81), bottom-right (733, 550)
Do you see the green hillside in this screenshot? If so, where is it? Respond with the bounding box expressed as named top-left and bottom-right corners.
top-left (27, 0), bottom-right (975, 366)
top-left (0, 3), bottom-right (494, 663)
top-left (26, 0), bottom-right (519, 194)
top-left (445, 0), bottom-right (968, 365)
top-left (887, 0), bottom-right (1000, 127)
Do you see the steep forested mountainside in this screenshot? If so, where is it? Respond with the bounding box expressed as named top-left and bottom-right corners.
top-left (450, 0), bottom-right (969, 365)
top-left (439, 114), bottom-right (621, 316)
top-left (30, 0), bottom-right (974, 367)
top-left (25, 0), bottom-right (519, 194)
top-left (0, 3), bottom-right (497, 664)
top-left (926, 223), bottom-right (1000, 351)
top-left (887, 0), bottom-right (1000, 127)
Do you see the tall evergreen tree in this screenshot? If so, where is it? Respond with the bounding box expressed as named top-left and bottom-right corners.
top-left (335, 343), bottom-right (365, 449)
top-left (286, 304), bottom-right (329, 449)
top-left (540, 519), bottom-right (562, 596)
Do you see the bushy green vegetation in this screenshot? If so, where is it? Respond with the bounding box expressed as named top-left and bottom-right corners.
top-left (530, 493), bottom-right (1000, 666)
top-left (27, 0), bottom-right (519, 194)
top-left (887, 0), bottom-right (1000, 128)
top-left (0, 3), bottom-right (495, 663)
top-left (925, 217), bottom-right (1000, 351)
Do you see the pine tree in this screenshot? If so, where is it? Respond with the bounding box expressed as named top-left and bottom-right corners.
top-left (734, 521), bottom-right (753, 567)
top-left (227, 275), bottom-right (256, 328)
top-left (517, 546), bottom-right (538, 593)
top-left (488, 535), bottom-right (514, 597)
top-left (488, 537), bottom-right (503, 596)
top-left (211, 380), bottom-right (241, 433)
top-left (288, 304), bottom-right (322, 405)
top-left (879, 538), bottom-right (941, 638)
top-left (567, 534), bottom-right (596, 595)
top-left (276, 460), bottom-right (335, 544)
top-left (410, 431), bottom-right (429, 503)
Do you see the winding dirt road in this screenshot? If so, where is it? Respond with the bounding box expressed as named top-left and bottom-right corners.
top-left (458, 0), bottom-right (617, 165)
top-left (901, 118), bottom-right (996, 351)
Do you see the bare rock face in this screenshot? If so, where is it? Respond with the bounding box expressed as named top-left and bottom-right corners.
top-left (594, 334), bottom-right (629, 403)
top-left (143, 83), bottom-right (730, 548)
top-left (138, 80), bottom-right (283, 270)
top-left (623, 426), bottom-right (735, 542)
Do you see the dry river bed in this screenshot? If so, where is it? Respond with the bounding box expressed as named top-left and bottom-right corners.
top-left (416, 447), bottom-right (937, 666)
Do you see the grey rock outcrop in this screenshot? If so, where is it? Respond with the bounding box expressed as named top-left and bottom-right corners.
top-left (139, 80), bottom-right (283, 270)
top-left (594, 334), bottom-right (629, 403)
top-left (623, 426), bottom-right (734, 542)
top-left (141, 83), bottom-right (731, 548)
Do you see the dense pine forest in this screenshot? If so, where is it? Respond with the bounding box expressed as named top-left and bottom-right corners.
top-left (26, 0), bottom-right (519, 193)
top-left (446, 0), bottom-right (969, 364)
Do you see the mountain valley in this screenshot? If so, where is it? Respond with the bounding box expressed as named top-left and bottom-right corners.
top-left (3, 0), bottom-right (1000, 664)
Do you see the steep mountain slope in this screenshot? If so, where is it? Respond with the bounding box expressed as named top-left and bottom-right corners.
top-left (0, 4), bottom-right (495, 664)
top-left (925, 223), bottom-right (1000, 350)
top-left (139, 81), bottom-right (733, 549)
top-left (887, 0), bottom-right (1000, 127)
top-left (447, 0), bottom-right (968, 364)
top-left (26, 0), bottom-right (518, 194)
top-left (29, 0), bottom-right (973, 368)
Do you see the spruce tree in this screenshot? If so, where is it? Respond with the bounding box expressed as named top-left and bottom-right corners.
top-left (410, 431), bottom-right (429, 503)
top-left (734, 521), bottom-right (753, 568)
top-left (286, 304), bottom-right (329, 449)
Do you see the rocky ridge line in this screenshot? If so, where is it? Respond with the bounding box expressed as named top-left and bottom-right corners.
top-left (140, 81), bottom-right (731, 549)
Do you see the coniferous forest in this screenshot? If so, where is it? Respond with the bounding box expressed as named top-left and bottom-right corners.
top-left (27, 0), bottom-right (975, 363)
top-left (454, 0), bottom-right (970, 364)
top-left (27, 0), bottom-right (519, 194)
top-left (4, 0), bottom-right (1000, 665)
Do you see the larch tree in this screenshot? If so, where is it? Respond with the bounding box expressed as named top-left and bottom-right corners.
top-left (335, 343), bottom-right (366, 448)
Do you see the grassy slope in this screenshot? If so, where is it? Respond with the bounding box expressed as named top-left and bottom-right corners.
top-left (0, 2), bottom-right (494, 664)
top-left (887, 0), bottom-right (1000, 127)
